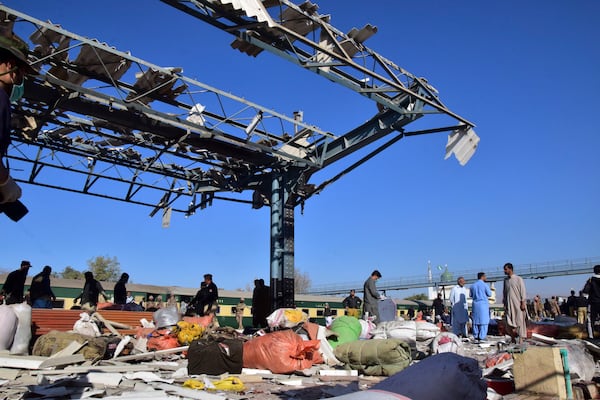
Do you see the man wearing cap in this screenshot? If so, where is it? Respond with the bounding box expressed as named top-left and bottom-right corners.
top-left (0, 34), bottom-right (36, 205)
top-left (363, 269), bottom-right (382, 323)
top-left (1, 260), bottom-right (31, 304)
top-left (198, 273), bottom-right (219, 316)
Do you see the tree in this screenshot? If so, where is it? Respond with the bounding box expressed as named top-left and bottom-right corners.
top-left (405, 293), bottom-right (429, 301)
top-left (61, 266), bottom-right (84, 280)
top-left (294, 269), bottom-right (311, 294)
top-left (87, 255), bottom-right (121, 282)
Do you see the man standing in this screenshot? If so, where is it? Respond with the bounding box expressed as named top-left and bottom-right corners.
top-left (363, 270), bottom-right (382, 323)
top-left (533, 294), bottom-right (545, 321)
top-left (576, 290), bottom-right (588, 326)
top-left (449, 276), bottom-right (469, 337)
top-left (470, 272), bottom-right (492, 342)
top-left (502, 263), bottom-right (527, 344)
top-left (251, 278), bottom-right (270, 328)
top-left (235, 297), bottom-right (246, 330)
top-left (566, 290), bottom-right (578, 318)
top-left (0, 35), bottom-right (36, 209)
top-left (583, 264), bottom-right (600, 338)
top-left (1, 260), bottom-right (31, 304)
top-left (342, 289), bottom-right (362, 318)
top-left (432, 293), bottom-right (445, 323)
top-left (29, 265), bottom-right (56, 308)
top-left (549, 296), bottom-right (561, 318)
top-left (113, 273), bottom-right (129, 305)
top-left (323, 302), bottom-right (333, 326)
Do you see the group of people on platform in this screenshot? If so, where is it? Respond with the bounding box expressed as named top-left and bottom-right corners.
top-left (428, 263), bottom-right (527, 344)
top-left (0, 261), bottom-right (57, 308)
top-left (530, 290), bottom-right (589, 324)
top-left (4, 259), bottom-right (600, 341)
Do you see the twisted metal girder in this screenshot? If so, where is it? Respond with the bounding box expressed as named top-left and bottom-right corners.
top-left (2, 1), bottom-right (475, 218)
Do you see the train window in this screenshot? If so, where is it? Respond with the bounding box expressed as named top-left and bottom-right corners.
top-left (316, 310), bottom-right (323, 316)
top-left (231, 306), bottom-right (236, 314)
top-left (302, 309), bottom-right (310, 316)
top-left (331, 310), bottom-right (338, 316)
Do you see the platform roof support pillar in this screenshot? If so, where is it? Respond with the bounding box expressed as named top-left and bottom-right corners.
top-left (270, 171), bottom-right (296, 311)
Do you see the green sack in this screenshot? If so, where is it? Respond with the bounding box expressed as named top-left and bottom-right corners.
top-left (328, 315), bottom-right (362, 349)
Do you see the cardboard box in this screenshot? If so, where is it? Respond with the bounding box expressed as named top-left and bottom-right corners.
top-left (513, 346), bottom-right (568, 398)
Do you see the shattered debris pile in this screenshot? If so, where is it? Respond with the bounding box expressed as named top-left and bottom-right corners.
top-left (0, 303), bottom-right (599, 399)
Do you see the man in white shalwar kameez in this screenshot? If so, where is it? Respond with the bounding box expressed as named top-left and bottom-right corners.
top-left (502, 262), bottom-right (527, 344)
top-left (449, 276), bottom-right (469, 337)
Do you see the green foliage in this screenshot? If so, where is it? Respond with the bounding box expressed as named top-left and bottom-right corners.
top-left (87, 255), bottom-right (121, 282)
top-left (61, 266), bottom-right (84, 280)
top-left (405, 293), bottom-right (428, 301)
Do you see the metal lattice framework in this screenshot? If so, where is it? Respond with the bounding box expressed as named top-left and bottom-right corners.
top-left (1, 1), bottom-right (478, 307)
top-left (2, 1), bottom-right (477, 217)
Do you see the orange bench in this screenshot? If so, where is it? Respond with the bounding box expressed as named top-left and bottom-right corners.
top-left (31, 309), bottom-right (155, 337)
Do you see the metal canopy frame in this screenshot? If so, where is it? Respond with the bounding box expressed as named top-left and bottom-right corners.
top-left (1, 1), bottom-right (477, 308)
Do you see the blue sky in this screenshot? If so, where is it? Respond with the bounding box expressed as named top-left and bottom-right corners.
top-left (1, 1), bottom-right (598, 299)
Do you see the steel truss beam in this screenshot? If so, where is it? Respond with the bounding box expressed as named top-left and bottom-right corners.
top-left (2, 2), bottom-right (477, 308)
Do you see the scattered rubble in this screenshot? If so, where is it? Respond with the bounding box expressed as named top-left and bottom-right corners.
top-left (0, 303), bottom-right (599, 399)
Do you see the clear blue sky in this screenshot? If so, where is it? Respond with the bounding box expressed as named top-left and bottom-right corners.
top-left (1, 1), bottom-right (598, 299)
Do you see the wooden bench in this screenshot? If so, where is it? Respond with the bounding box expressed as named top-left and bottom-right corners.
top-left (31, 309), bottom-right (155, 337)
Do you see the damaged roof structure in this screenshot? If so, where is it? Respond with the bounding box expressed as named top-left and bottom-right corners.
top-left (2, 0), bottom-right (478, 310)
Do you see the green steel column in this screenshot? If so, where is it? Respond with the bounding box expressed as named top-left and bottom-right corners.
top-left (270, 171), bottom-right (296, 310)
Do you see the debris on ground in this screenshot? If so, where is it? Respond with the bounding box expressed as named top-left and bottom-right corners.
top-left (0, 303), bottom-right (599, 399)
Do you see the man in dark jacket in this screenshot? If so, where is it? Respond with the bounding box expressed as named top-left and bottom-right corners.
top-left (342, 289), bottom-right (362, 318)
top-left (113, 273), bottom-right (129, 305)
top-left (583, 264), bottom-right (600, 337)
top-left (29, 265), bottom-right (56, 308)
top-left (197, 274), bottom-right (218, 316)
top-left (432, 292), bottom-right (445, 322)
top-left (363, 269), bottom-right (382, 323)
top-left (74, 271), bottom-right (108, 310)
top-left (1, 260), bottom-right (31, 304)
top-left (252, 278), bottom-right (270, 328)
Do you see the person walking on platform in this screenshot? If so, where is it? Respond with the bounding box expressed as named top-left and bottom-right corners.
top-left (1, 260), bottom-right (31, 304)
top-left (470, 272), bottom-right (492, 342)
top-left (502, 263), bottom-right (527, 344)
top-left (74, 271), bottom-right (108, 310)
top-left (450, 276), bottom-right (469, 337)
top-left (29, 265), bottom-right (56, 308)
top-left (113, 273), bottom-right (129, 305)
